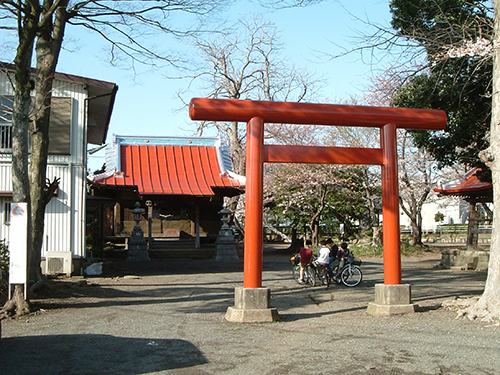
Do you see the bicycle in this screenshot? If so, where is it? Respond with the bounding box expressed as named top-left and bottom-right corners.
top-left (311, 260), bottom-right (331, 287)
top-left (292, 253), bottom-right (362, 287)
top-left (291, 254), bottom-right (318, 286)
top-left (331, 253), bottom-right (363, 287)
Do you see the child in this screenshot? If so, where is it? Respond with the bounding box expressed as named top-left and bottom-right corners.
top-left (317, 239), bottom-right (334, 277)
top-left (299, 239), bottom-right (313, 284)
top-left (336, 242), bottom-right (350, 277)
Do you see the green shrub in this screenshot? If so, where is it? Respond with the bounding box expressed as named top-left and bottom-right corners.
top-left (0, 239), bottom-right (9, 295)
top-left (350, 243), bottom-right (383, 258)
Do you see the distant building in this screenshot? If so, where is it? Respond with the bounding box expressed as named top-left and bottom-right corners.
top-left (399, 192), bottom-right (468, 232)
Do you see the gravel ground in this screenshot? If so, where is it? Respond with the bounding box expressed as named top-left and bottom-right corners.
top-left (1, 246), bottom-right (499, 375)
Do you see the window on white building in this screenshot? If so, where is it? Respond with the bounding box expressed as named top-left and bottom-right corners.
top-left (0, 95), bottom-right (71, 154)
top-left (3, 201), bottom-right (11, 226)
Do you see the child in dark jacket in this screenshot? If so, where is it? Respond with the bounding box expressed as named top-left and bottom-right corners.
top-left (335, 242), bottom-right (350, 277)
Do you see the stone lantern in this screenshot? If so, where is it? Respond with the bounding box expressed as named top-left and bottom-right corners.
top-left (215, 208), bottom-right (239, 261)
top-left (127, 202), bottom-right (150, 261)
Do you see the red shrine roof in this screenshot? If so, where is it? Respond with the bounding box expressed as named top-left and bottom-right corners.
top-left (433, 168), bottom-right (492, 198)
top-left (92, 136), bottom-right (244, 197)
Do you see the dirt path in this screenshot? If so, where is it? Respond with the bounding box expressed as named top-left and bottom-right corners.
top-left (1, 250), bottom-right (499, 375)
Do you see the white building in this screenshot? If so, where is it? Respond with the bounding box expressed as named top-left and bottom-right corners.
top-left (400, 167), bottom-right (493, 238)
top-left (0, 62), bottom-right (118, 274)
top-left (399, 192), bottom-right (468, 233)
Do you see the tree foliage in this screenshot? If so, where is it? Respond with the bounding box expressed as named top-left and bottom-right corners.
top-left (390, 0), bottom-right (492, 55)
top-left (392, 58), bottom-right (492, 169)
top-left (322, 124), bottom-right (382, 241)
top-left (390, 0), bottom-right (493, 169)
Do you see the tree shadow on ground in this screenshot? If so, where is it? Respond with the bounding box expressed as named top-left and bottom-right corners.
top-left (279, 305), bottom-right (368, 322)
top-left (0, 334), bottom-right (207, 375)
top-left (94, 245), bottom-right (293, 278)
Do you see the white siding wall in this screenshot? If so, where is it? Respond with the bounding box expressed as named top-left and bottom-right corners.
top-left (400, 195), bottom-right (465, 232)
top-left (0, 73), bottom-right (88, 260)
top-left (0, 160), bottom-right (12, 191)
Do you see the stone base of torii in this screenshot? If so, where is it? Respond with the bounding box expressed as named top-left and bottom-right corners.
top-left (190, 98), bottom-right (446, 322)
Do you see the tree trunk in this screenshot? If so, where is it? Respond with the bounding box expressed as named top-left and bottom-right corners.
top-left (466, 0), bottom-right (500, 321)
top-left (287, 227), bottom-right (302, 253)
top-left (1, 285), bottom-right (31, 318)
top-left (466, 201), bottom-right (479, 249)
top-left (372, 226), bottom-right (383, 246)
top-left (28, 65), bottom-right (53, 283)
top-left (362, 166), bottom-right (381, 237)
top-left (399, 192), bottom-right (427, 246)
top-left (309, 218), bottom-right (320, 246)
top-left (28, 4), bottom-right (68, 284)
top-left (2, 4), bottom-right (38, 316)
top-left (230, 121), bottom-right (245, 175)
top-left (410, 212), bottom-right (423, 246)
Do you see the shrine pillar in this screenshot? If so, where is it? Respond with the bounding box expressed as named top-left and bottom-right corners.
top-left (367, 123), bottom-right (417, 316)
top-left (225, 117), bottom-right (279, 322)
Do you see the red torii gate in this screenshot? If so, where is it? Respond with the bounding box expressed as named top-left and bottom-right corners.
top-left (190, 98), bottom-right (447, 322)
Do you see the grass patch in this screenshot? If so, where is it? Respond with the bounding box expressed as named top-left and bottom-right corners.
top-left (350, 242), bottom-right (439, 258)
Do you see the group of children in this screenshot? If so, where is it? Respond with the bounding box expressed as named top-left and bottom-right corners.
top-left (298, 238), bottom-right (350, 284)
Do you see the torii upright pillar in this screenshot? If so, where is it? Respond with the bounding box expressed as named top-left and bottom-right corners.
top-left (189, 98), bottom-right (447, 322)
top-left (365, 123), bottom-right (415, 316)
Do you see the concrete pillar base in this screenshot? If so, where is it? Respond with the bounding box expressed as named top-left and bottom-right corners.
top-left (225, 306), bottom-right (279, 323)
top-left (366, 284), bottom-right (417, 316)
top-left (225, 287), bottom-right (280, 323)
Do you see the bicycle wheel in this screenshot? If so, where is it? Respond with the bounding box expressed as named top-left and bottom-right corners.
top-left (306, 265), bottom-right (316, 287)
top-left (318, 267), bottom-right (330, 286)
top-left (340, 265), bottom-right (362, 287)
top-left (292, 265), bottom-right (302, 284)
top-left (331, 265), bottom-right (341, 284)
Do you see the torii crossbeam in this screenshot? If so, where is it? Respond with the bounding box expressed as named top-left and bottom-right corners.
top-left (190, 98), bottom-right (447, 321)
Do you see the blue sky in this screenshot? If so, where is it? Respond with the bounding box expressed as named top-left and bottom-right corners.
top-left (3, 1), bottom-right (396, 171)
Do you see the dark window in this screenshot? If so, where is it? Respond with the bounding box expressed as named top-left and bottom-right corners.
top-left (0, 96), bottom-right (71, 154)
top-left (0, 96), bottom-right (13, 149)
top-left (0, 96), bottom-right (13, 123)
top-left (0, 123), bottom-right (12, 149)
top-left (4, 202), bottom-right (11, 226)
top-left (48, 97), bottom-right (71, 155)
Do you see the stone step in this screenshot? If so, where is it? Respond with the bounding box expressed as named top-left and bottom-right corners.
top-left (148, 247), bottom-right (215, 259)
top-left (149, 239), bottom-right (198, 249)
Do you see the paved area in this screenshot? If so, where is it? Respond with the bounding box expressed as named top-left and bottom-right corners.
top-left (1, 246), bottom-right (499, 375)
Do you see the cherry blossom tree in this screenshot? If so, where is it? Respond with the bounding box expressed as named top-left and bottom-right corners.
top-left (266, 163), bottom-right (366, 246)
top-left (398, 131), bottom-right (439, 245)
